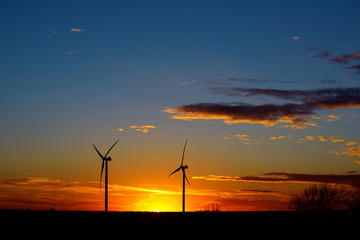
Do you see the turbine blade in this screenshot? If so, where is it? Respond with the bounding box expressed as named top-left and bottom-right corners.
top-left (93, 144), bottom-right (104, 159)
top-left (181, 139), bottom-right (188, 166)
top-left (183, 169), bottom-right (191, 186)
top-left (168, 167), bottom-right (181, 177)
top-left (100, 160), bottom-right (105, 191)
top-left (104, 140), bottom-right (119, 158)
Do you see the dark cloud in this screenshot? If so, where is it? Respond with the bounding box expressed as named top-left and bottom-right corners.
top-left (347, 64), bottom-right (360, 74)
top-left (193, 172), bottom-right (360, 188)
top-left (314, 50), bottom-right (360, 75)
top-left (210, 87), bottom-right (360, 109)
top-left (207, 78), bottom-right (296, 85)
top-left (314, 50), bottom-right (334, 59)
top-left (165, 87), bottom-right (360, 127)
top-left (164, 102), bottom-right (316, 126)
top-left (330, 53), bottom-right (360, 64)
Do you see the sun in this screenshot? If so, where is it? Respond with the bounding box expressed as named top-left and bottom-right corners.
top-left (133, 195), bottom-right (179, 212)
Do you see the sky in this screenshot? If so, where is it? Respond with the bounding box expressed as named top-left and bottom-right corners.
top-left (1, 0), bottom-right (360, 212)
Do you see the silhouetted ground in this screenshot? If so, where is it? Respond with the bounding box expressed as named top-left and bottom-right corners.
top-left (1, 210), bottom-right (358, 236)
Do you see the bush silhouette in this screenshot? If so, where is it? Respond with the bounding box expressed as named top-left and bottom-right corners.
top-left (289, 184), bottom-right (349, 211)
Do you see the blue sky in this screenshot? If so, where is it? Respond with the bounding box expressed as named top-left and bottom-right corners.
top-left (1, 0), bottom-right (360, 211)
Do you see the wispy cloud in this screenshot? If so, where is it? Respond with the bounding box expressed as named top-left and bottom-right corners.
top-left (209, 87), bottom-right (360, 108)
top-left (288, 36), bottom-right (300, 40)
top-left (115, 125), bottom-right (159, 134)
top-left (67, 50), bottom-right (79, 55)
top-left (193, 172), bottom-right (360, 188)
top-left (208, 78), bottom-right (296, 85)
top-left (223, 134), bottom-right (256, 144)
top-left (330, 53), bottom-right (360, 64)
top-left (129, 125), bottom-right (157, 133)
top-left (347, 141), bottom-right (358, 146)
top-left (315, 50), bottom-right (360, 75)
top-left (269, 136), bottom-right (291, 140)
top-left (330, 145), bottom-right (360, 164)
top-left (299, 135), bottom-right (344, 143)
top-left (70, 28), bottom-right (85, 32)
top-left (178, 80), bottom-right (200, 85)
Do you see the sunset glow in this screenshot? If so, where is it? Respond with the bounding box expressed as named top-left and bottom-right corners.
top-left (1, 1), bottom-right (360, 212)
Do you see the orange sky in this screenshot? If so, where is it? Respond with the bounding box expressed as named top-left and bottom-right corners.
top-left (1, 1), bottom-right (360, 212)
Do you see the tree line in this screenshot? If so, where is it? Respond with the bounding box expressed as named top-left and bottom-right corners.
top-left (289, 184), bottom-right (360, 211)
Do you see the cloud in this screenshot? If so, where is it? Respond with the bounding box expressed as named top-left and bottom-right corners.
top-left (288, 36), bottom-right (300, 40)
top-left (193, 172), bottom-right (360, 188)
top-left (223, 134), bottom-right (256, 144)
top-left (178, 81), bottom-right (200, 85)
top-left (67, 50), bottom-right (79, 55)
top-left (299, 135), bottom-right (347, 144)
top-left (332, 146), bottom-right (360, 158)
top-left (163, 102), bottom-right (316, 127)
top-left (325, 114), bottom-right (340, 122)
top-left (209, 87), bottom-right (360, 109)
top-left (269, 136), bottom-right (291, 140)
top-left (347, 142), bottom-right (358, 146)
top-left (209, 78), bottom-right (296, 85)
top-left (315, 50), bottom-right (334, 58)
top-left (70, 28), bottom-right (85, 32)
top-left (347, 64), bottom-right (360, 74)
top-left (315, 51), bottom-right (360, 63)
top-left (304, 135), bottom-right (330, 142)
top-left (330, 53), bottom-right (360, 64)
top-left (315, 50), bottom-right (360, 74)
top-left (281, 124), bottom-right (309, 130)
top-left (129, 125), bottom-right (157, 133)
top-left (115, 125), bottom-right (159, 134)
top-left (165, 87), bottom-right (360, 128)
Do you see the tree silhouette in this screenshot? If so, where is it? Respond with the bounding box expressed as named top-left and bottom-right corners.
top-left (203, 203), bottom-right (220, 212)
top-left (289, 184), bottom-right (349, 211)
top-left (347, 189), bottom-right (360, 210)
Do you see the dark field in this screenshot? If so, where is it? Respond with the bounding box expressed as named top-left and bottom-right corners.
top-left (1, 210), bottom-right (358, 236)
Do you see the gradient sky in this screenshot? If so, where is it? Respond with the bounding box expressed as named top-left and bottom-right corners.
top-left (1, 0), bottom-right (360, 212)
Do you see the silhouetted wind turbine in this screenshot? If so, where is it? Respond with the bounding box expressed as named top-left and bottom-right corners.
top-left (93, 140), bottom-right (119, 212)
top-left (168, 139), bottom-right (190, 213)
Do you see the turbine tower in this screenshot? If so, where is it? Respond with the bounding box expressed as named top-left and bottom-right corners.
top-left (168, 139), bottom-right (190, 213)
top-left (93, 140), bottom-right (119, 212)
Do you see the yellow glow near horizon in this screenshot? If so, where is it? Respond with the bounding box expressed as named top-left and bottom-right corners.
top-left (131, 195), bottom-right (181, 212)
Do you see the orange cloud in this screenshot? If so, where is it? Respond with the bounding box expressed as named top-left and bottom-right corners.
top-left (223, 134), bottom-right (255, 144)
top-left (129, 125), bottom-right (157, 133)
top-left (269, 136), bottom-right (291, 140)
top-left (70, 28), bottom-right (85, 32)
top-left (301, 135), bottom-right (345, 143)
top-left (347, 141), bottom-right (358, 146)
top-left (342, 147), bottom-right (360, 157)
top-left (325, 114), bottom-right (340, 121)
top-left (163, 103), bottom-right (315, 127)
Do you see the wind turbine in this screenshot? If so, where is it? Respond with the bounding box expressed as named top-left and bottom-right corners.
top-left (93, 140), bottom-right (119, 212)
top-left (168, 139), bottom-right (190, 213)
